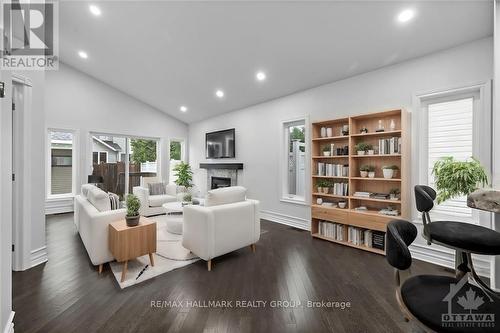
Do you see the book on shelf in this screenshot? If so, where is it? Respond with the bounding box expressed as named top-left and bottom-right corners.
top-left (317, 221), bottom-right (385, 251)
top-left (353, 191), bottom-right (372, 198)
top-left (378, 137), bottom-right (401, 155)
top-left (316, 162), bottom-right (349, 177)
top-left (332, 182), bottom-right (348, 196)
top-left (371, 193), bottom-right (390, 200)
top-left (379, 208), bottom-right (399, 216)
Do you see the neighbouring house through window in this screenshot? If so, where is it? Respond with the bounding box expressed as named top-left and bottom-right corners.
top-left (282, 119), bottom-right (306, 202)
top-left (48, 130), bottom-right (75, 196)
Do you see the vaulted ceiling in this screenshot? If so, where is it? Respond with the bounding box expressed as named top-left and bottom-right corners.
top-left (59, 1), bottom-right (493, 123)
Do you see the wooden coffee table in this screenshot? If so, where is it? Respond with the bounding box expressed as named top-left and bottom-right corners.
top-left (109, 217), bottom-right (157, 282)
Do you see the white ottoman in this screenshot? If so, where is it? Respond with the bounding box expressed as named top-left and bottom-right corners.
top-left (165, 214), bottom-right (183, 235)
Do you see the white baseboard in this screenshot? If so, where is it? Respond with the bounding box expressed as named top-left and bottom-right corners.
top-left (260, 210), bottom-right (310, 231)
top-left (3, 311), bottom-right (14, 333)
top-left (410, 243), bottom-right (490, 277)
top-left (30, 246), bottom-right (48, 268)
top-left (45, 197), bottom-right (74, 215)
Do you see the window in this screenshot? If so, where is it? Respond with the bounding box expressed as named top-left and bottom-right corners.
top-left (281, 119), bottom-right (306, 203)
top-left (417, 84), bottom-right (491, 224)
top-left (427, 98), bottom-right (473, 220)
top-left (48, 130), bottom-right (75, 197)
top-left (91, 134), bottom-right (158, 198)
top-left (169, 140), bottom-right (184, 184)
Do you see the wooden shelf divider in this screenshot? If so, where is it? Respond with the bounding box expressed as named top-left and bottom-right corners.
top-left (310, 109), bottom-right (410, 256)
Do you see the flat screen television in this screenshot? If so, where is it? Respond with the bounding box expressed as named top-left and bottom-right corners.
top-left (206, 128), bottom-right (235, 159)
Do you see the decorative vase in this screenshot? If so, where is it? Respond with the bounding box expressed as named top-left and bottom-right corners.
top-left (390, 119), bottom-right (396, 131)
top-left (316, 198), bottom-right (323, 205)
top-left (368, 171), bottom-right (375, 178)
top-left (357, 151), bottom-right (365, 155)
top-left (338, 201), bottom-right (347, 209)
top-left (341, 125), bottom-right (349, 136)
top-left (320, 127), bottom-right (327, 138)
top-left (125, 215), bottom-right (140, 227)
top-left (360, 171), bottom-right (368, 178)
top-left (326, 127), bottom-right (333, 137)
top-left (383, 169), bottom-right (394, 179)
top-left (367, 150), bottom-right (374, 155)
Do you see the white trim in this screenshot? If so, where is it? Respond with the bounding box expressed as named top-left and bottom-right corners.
top-left (260, 210), bottom-right (310, 231)
top-left (92, 136), bottom-right (119, 152)
top-left (45, 197), bottom-right (74, 215)
top-left (30, 246), bottom-right (48, 268)
top-left (279, 116), bottom-right (310, 205)
top-left (410, 243), bottom-right (491, 278)
top-left (3, 311), bottom-right (14, 333)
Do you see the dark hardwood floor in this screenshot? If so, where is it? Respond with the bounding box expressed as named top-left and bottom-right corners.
top-left (13, 213), bottom-right (450, 333)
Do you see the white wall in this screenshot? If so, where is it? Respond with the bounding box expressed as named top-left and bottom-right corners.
top-left (189, 37), bottom-right (493, 269)
top-left (45, 62), bottom-right (189, 200)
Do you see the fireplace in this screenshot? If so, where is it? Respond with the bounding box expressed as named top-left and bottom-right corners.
top-left (211, 176), bottom-right (231, 189)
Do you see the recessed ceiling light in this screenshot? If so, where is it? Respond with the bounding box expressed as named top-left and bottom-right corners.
top-left (256, 71), bottom-right (266, 81)
top-left (397, 9), bottom-right (415, 23)
top-left (89, 4), bottom-right (101, 16)
top-left (78, 50), bottom-right (88, 59)
top-left (180, 106), bottom-right (188, 112)
top-left (215, 90), bottom-right (224, 98)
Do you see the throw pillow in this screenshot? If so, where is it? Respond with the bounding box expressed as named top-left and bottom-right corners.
top-left (108, 192), bottom-right (120, 210)
top-left (148, 182), bottom-right (166, 195)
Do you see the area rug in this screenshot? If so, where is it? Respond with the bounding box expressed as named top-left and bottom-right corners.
top-left (109, 216), bottom-right (198, 289)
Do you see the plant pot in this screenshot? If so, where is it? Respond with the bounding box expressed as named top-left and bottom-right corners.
top-left (357, 151), bottom-right (365, 156)
top-left (316, 198), bottom-right (323, 205)
top-left (317, 187), bottom-right (323, 193)
top-left (368, 171), bottom-right (375, 178)
top-left (338, 202), bottom-right (347, 209)
top-left (323, 151), bottom-right (331, 156)
top-left (390, 194), bottom-right (398, 200)
top-left (323, 188), bottom-right (330, 194)
top-left (126, 215), bottom-right (140, 227)
top-left (360, 171), bottom-right (368, 178)
top-left (383, 169), bottom-right (394, 179)
top-left (367, 150), bottom-right (374, 155)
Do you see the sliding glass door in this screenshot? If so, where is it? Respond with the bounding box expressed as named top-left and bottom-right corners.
top-left (90, 134), bottom-right (158, 199)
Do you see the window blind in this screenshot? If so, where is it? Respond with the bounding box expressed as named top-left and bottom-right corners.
top-left (427, 97), bottom-right (473, 221)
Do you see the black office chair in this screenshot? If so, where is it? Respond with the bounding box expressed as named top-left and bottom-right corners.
top-left (414, 185), bottom-right (500, 296)
top-left (387, 219), bottom-right (500, 333)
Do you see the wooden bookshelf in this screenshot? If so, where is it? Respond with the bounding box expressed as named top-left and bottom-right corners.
top-left (310, 109), bottom-right (410, 255)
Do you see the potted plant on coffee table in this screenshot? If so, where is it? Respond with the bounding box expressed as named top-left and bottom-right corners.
top-left (382, 165), bottom-right (399, 179)
top-left (125, 194), bottom-right (141, 227)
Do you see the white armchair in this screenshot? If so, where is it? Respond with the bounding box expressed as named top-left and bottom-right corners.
top-left (182, 186), bottom-right (260, 271)
top-left (132, 176), bottom-right (177, 216)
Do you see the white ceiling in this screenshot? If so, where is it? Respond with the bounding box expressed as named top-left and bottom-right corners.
top-left (59, 1), bottom-right (493, 124)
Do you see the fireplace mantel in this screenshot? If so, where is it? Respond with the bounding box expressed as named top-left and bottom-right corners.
top-left (199, 163), bottom-right (243, 170)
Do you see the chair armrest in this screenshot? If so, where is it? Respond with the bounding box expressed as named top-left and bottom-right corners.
top-left (182, 205), bottom-right (214, 260)
top-left (133, 186), bottom-right (149, 215)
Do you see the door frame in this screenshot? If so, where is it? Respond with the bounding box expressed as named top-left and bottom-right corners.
top-left (11, 73), bottom-right (33, 271)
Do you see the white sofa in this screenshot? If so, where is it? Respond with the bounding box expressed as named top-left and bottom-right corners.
top-left (132, 177), bottom-right (177, 216)
top-left (182, 186), bottom-right (260, 271)
top-left (74, 184), bottom-right (126, 272)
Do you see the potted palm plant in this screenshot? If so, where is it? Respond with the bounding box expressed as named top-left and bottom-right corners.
top-left (173, 161), bottom-right (193, 192)
top-left (432, 157), bottom-right (488, 204)
top-left (125, 194), bottom-right (141, 227)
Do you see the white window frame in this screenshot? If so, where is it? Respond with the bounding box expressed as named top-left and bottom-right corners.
top-left (280, 116), bottom-right (310, 205)
top-left (413, 82), bottom-right (492, 227)
top-left (46, 128), bottom-right (78, 199)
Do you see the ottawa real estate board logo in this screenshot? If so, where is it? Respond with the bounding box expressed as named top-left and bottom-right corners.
top-left (1, 1), bottom-right (59, 70)
top-left (441, 275), bottom-right (497, 329)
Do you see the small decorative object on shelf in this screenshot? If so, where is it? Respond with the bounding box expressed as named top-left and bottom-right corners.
top-left (326, 127), bottom-right (333, 137)
top-left (316, 197), bottom-right (323, 205)
top-left (390, 119), bottom-right (396, 131)
top-left (360, 126), bottom-right (368, 134)
top-left (382, 165), bottom-right (399, 179)
top-left (355, 142), bottom-right (372, 155)
top-left (320, 127), bottom-right (327, 138)
top-left (389, 188), bottom-right (400, 200)
top-left (341, 124), bottom-right (349, 136)
top-left (125, 194), bottom-right (141, 227)
top-left (338, 201), bottom-right (347, 209)
top-left (360, 165), bottom-right (374, 178)
top-left (322, 146), bottom-right (331, 156)
top-left (376, 119), bottom-right (385, 132)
